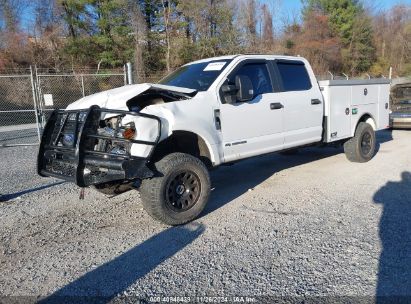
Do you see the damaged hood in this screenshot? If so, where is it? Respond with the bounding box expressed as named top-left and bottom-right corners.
top-left (66, 83), bottom-right (196, 111)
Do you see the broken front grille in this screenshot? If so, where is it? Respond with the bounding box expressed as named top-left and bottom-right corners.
top-left (49, 111), bottom-right (88, 149)
top-left (37, 105), bottom-right (161, 186)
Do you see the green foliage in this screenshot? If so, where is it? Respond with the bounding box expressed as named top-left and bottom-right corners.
top-left (401, 64), bottom-right (411, 76)
top-left (143, 31), bottom-right (166, 73)
top-left (303, 0), bottom-right (375, 74)
top-left (60, 0), bottom-right (134, 67)
top-left (285, 39), bottom-right (295, 50)
top-left (370, 57), bottom-right (390, 77)
top-left (303, 0), bottom-right (359, 44)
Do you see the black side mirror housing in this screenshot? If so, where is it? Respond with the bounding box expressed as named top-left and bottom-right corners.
top-left (221, 84), bottom-right (237, 104)
top-left (221, 84), bottom-right (237, 94)
top-left (235, 75), bottom-right (254, 102)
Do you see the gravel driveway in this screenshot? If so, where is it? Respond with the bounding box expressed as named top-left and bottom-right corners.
top-left (0, 129), bottom-right (410, 303)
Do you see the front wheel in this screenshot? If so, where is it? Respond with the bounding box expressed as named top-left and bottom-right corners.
top-left (140, 153), bottom-right (211, 225)
top-left (344, 122), bottom-right (376, 163)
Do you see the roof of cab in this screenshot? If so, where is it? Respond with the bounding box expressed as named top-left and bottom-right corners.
top-left (186, 54), bottom-right (306, 65)
top-left (187, 55), bottom-right (239, 65)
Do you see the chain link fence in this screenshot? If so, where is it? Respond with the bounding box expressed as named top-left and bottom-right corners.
top-left (36, 71), bottom-right (127, 128)
top-left (0, 67), bottom-right (128, 147)
top-left (0, 71), bottom-right (40, 146)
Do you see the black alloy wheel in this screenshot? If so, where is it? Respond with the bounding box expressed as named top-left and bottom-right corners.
top-left (165, 170), bottom-right (201, 212)
top-left (361, 131), bottom-right (373, 156)
top-left (139, 153), bottom-right (211, 225)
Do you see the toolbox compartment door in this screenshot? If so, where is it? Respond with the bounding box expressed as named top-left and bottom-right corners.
top-left (378, 83), bottom-right (391, 130)
top-left (321, 85), bottom-right (351, 142)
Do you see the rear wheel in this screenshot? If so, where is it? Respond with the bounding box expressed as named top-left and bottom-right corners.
top-left (140, 153), bottom-right (210, 225)
top-left (344, 122), bottom-right (376, 163)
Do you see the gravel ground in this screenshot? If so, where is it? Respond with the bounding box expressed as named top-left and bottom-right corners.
top-left (0, 129), bottom-right (410, 303)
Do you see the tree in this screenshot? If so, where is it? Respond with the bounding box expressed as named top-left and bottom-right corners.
top-left (92, 0), bottom-right (134, 66)
top-left (294, 11), bottom-right (342, 75)
top-left (0, 0), bottom-right (33, 67)
top-left (372, 5), bottom-right (411, 77)
top-left (177, 0), bottom-right (242, 61)
top-left (261, 3), bottom-right (274, 51)
top-left (344, 12), bottom-right (375, 74)
top-left (0, 0), bottom-right (407, 80)
top-left (245, 0), bottom-right (257, 48)
top-left (128, 0), bottom-right (146, 80)
top-left (59, 0), bottom-right (89, 39)
top-left (26, 0), bottom-right (66, 68)
top-left (59, 0), bottom-right (134, 67)
top-left (302, 0), bottom-right (375, 75)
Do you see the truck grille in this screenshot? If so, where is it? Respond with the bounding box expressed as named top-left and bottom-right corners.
top-left (37, 106), bottom-right (161, 187)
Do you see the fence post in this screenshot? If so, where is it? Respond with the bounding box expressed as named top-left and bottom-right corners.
top-left (123, 64), bottom-right (127, 85)
top-left (81, 75), bottom-right (85, 97)
top-left (35, 65), bottom-right (46, 128)
top-left (126, 62), bottom-right (133, 85)
top-left (30, 66), bottom-right (41, 143)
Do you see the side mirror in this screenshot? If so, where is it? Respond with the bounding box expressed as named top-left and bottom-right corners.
top-left (221, 84), bottom-right (237, 94)
top-left (221, 84), bottom-right (237, 104)
top-left (235, 75), bottom-right (254, 102)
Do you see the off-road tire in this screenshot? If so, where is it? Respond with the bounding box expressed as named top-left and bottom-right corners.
top-left (344, 122), bottom-right (376, 163)
top-left (140, 153), bottom-right (211, 225)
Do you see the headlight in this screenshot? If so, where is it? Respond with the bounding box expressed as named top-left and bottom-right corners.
top-left (110, 146), bottom-right (127, 155)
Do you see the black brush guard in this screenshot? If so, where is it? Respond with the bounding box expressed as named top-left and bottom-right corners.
top-left (37, 105), bottom-right (161, 187)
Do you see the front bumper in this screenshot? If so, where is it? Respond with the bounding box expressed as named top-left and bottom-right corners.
top-left (390, 112), bottom-right (411, 129)
top-left (37, 106), bottom-right (161, 187)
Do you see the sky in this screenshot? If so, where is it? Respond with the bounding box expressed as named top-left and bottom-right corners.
top-left (261, 0), bottom-right (411, 32)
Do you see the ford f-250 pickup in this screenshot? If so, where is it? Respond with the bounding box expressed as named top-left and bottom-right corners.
top-left (37, 55), bottom-right (391, 225)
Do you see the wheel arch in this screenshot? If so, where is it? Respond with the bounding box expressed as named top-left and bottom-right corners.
top-left (353, 113), bottom-right (377, 135)
top-left (150, 130), bottom-right (216, 168)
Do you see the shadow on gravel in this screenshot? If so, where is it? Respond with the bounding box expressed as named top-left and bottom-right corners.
top-left (202, 129), bottom-right (394, 217)
top-left (374, 172), bottom-right (411, 303)
top-left (375, 129), bottom-right (394, 153)
top-left (204, 146), bottom-right (342, 217)
top-left (39, 223), bottom-right (205, 303)
top-left (0, 181), bottom-right (65, 202)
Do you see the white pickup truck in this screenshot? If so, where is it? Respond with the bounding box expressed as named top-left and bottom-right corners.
top-left (38, 55), bottom-right (390, 225)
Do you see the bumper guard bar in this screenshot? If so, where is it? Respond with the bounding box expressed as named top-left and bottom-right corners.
top-left (37, 105), bottom-right (161, 187)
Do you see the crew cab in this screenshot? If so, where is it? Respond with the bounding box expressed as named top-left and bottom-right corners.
top-left (37, 55), bottom-right (391, 225)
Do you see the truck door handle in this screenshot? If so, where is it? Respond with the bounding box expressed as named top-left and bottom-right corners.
top-left (311, 99), bottom-right (322, 105)
top-left (214, 109), bottom-right (221, 130)
top-left (270, 103), bottom-right (283, 110)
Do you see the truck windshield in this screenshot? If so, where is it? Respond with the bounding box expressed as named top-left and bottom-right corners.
top-left (158, 60), bottom-right (231, 91)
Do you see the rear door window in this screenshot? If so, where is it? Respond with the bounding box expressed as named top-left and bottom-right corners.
top-left (276, 61), bottom-right (312, 91)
